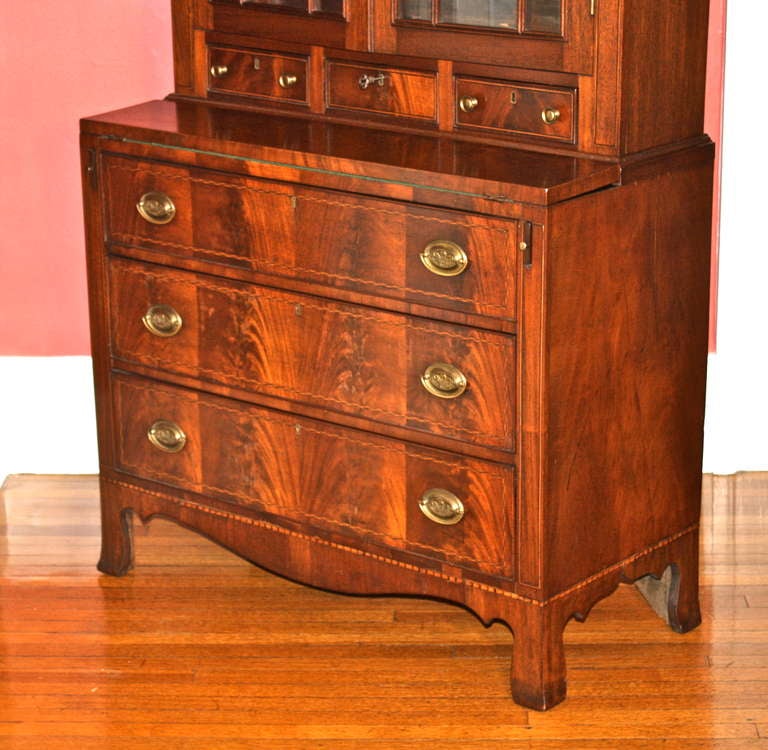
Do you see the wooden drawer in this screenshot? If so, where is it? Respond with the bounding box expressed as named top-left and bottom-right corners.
top-left (103, 155), bottom-right (518, 320)
top-left (455, 78), bottom-right (575, 142)
top-left (112, 374), bottom-right (516, 578)
top-left (208, 47), bottom-right (308, 104)
top-left (326, 61), bottom-right (437, 121)
top-left (108, 258), bottom-right (516, 452)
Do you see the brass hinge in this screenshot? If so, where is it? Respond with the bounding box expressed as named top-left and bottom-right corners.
top-left (590, 0), bottom-right (597, 16)
top-left (86, 148), bottom-right (98, 190)
top-left (520, 221), bottom-right (533, 268)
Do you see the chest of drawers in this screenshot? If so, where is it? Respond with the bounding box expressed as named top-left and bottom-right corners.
top-left (82, 0), bottom-right (713, 711)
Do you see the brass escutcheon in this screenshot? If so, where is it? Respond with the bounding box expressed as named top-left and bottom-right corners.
top-left (142, 304), bottom-right (183, 338)
top-left (542, 107), bottom-right (561, 124)
top-left (459, 95), bottom-right (479, 113)
top-left (278, 73), bottom-right (298, 88)
top-left (147, 420), bottom-right (187, 453)
top-left (136, 192), bottom-right (176, 225)
top-left (420, 240), bottom-right (468, 277)
top-left (419, 488), bottom-right (465, 526)
top-left (420, 362), bottom-right (467, 399)
top-left (210, 63), bottom-right (229, 78)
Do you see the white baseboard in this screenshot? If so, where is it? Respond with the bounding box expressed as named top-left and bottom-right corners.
top-left (0, 356), bottom-right (98, 483)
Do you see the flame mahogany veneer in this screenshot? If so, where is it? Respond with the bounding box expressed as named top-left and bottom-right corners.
top-left (82, 0), bottom-right (713, 710)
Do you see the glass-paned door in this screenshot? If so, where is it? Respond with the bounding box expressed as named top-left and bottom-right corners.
top-left (397, 0), bottom-right (562, 34)
top-left (214, 0), bottom-right (344, 18)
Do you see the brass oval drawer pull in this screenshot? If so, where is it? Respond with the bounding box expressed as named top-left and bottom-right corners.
top-left (420, 240), bottom-right (468, 277)
top-left (542, 107), bottom-right (561, 124)
top-left (358, 73), bottom-right (386, 90)
top-left (459, 95), bottom-right (479, 113)
top-left (142, 304), bottom-right (182, 338)
top-left (278, 73), bottom-right (298, 88)
top-left (136, 192), bottom-right (176, 225)
top-left (147, 420), bottom-right (187, 453)
top-left (421, 362), bottom-right (467, 399)
top-left (210, 63), bottom-right (229, 78)
top-left (419, 488), bottom-right (465, 526)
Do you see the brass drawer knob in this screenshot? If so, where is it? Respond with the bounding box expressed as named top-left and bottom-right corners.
top-left (136, 192), bottom-right (176, 225)
top-left (421, 362), bottom-right (467, 399)
top-left (278, 73), bottom-right (298, 88)
top-left (142, 304), bottom-right (182, 338)
top-left (459, 95), bottom-right (479, 113)
top-left (147, 420), bottom-right (187, 453)
top-left (420, 240), bottom-right (468, 277)
top-left (419, 488), bottom-right (465, 526)
top-left (542, 108), bottom-right (561, 124)
top-left (210, 63), bottom-right (229, 78)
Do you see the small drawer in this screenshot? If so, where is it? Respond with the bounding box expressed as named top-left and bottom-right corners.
top-left (108, 258), bottom-right (517, 453)
top-left (455, 77), bottom-right (575, 142)
top-left (208, 47), bottom-right (308, 104)
top-left (112, 374), bottom-right (516, 578)
top-left (327, 61), bottom-right (437, 121)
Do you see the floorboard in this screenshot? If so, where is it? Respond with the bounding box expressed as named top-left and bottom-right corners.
top-left (1, 472), bottom-right (767, 747)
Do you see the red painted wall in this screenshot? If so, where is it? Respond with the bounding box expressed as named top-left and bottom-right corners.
top-left (0, 2), bottom-right (173, 355)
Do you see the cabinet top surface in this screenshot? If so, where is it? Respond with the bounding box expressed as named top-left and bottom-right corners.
top-left (81, 99), bottom-right (621, 206)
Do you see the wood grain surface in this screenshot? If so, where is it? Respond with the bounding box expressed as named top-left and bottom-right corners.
top-left (109, 373), bottom-right (516, 577)
top-left (103, 153), bottom-right (520, 321)
top-left (1, 473), bottom-right (766, 746)
top-left (107, 259), bottom-right (517, 452)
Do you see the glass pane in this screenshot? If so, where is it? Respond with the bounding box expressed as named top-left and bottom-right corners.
top-left (247, 0), bottom-right (308, 9)
top-left (398, 0), bottom-right (433, 20)
top-left (438, 0), bottom-right (518, 28)
top-left (524, 0), bottom-right (561, 33)
top-left (314, 0), bottom-right (344, 14)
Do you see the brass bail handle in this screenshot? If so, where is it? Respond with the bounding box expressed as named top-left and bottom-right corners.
top-left (420, 362), bottom-right (468, 399)
top-left (147, 420), bottom-right (187, 453)
top-left (419, 488), bottom-right (465, 526)
top-left (420, 240), bottom-right (468, 277)
top-left (137, 192), bottom-right (176, 225)
top-left (142, 304), bottom-right (183, 338)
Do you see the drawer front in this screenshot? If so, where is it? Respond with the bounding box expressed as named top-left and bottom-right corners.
top-left (109, 258), bottom-right (516, 452)
top-left (327, 62), bottom-right (437, 121)
top-left (104, 155), bottom-right (517, 319)
top-left (455, 78), bottom-right (575, 142)
top-left (112, 374), bottom-right (516, 578)
top-left (208, 47), bottom-right (308, 104)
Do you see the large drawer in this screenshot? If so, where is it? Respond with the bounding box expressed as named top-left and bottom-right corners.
top-left (103, 155), bottom-right (518, 320)
top-left (112, 374), bottom-right (516, 578)
top-left (108, 258), bottom-right (516, 452)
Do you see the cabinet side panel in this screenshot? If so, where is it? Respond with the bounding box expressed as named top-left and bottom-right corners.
top-left (620, 0), bottom-right (710, 153)
top-left (80, 139), bottom-right (116, 470)
top-left (543, 147), bottom-right (713, 595)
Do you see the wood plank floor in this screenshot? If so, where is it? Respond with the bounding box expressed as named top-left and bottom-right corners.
top-left (1, 473), bottom-right (767, 748)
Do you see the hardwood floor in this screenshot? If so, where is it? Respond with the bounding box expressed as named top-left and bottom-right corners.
top-left (1, 473), bottom-right (767, 748)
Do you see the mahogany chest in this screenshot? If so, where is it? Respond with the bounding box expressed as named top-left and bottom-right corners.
top-left (82, 0), bottom-right (713, 709)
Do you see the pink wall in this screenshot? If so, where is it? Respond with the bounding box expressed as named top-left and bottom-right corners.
top-left (0, 3), bottom-right (173, 356)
